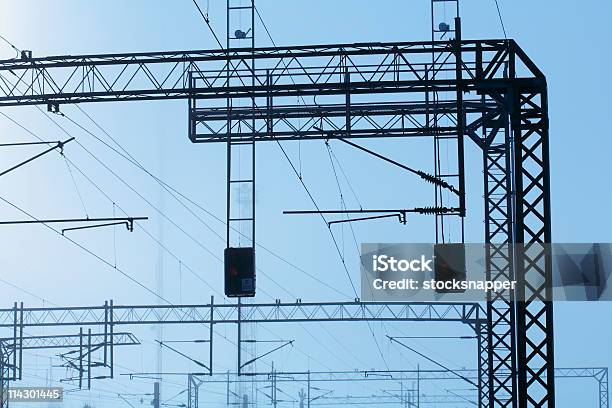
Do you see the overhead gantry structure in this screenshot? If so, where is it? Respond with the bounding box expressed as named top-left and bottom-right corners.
top-left (0, 300), bottom-right (484, 407)
top-left (187, 367), bottom-right (608, 408)
top-left (0, 3), bottom-right (553, 407)
top-left (0, 330), bottom-right (140, 395)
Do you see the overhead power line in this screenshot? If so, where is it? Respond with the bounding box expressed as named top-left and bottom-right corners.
top-left (252, 7), bottom-right (393, 373)
top-left (493, 0), bottom-right (508, 39)
top-left (190, 0), bottom-right (224, 48)
top-left (0, 194), bottom-right (170, 305)
top-left (0, 108), bottom-right (344, 374)
top-left (71, 105), bottom-right (350, 298)
top-left (1, 106), bottom-right (350, 373)
top-left (0, 33), bottom-right (384, 384)
top-left (0, 138), bottom-right (74, 178)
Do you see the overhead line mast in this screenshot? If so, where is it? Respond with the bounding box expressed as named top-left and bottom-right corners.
top-left (223, 0), bottom-right (257, 298)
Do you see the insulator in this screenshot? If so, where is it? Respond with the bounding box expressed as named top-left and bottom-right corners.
top-left (417, 171), bottom-right (454, 190)
top-left (414, 206), bottom-right (455, 215)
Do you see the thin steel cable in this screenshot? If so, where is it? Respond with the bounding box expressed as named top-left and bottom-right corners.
top-left (72, 106), bottom-right (349, 298)
top-left (0, 33), bottom-right (20, 58)
top-left (0, 39), bottom-right (342, 376)
top-left (0, 194), bottom-right (171, 304)
top-left (0, 276), bottom-right (58, 306)
top-left (493, 0), bottom-right (508, 39)
top-left (0, 36), bottom-right (350, 305)
top-left (251, 11), bottom-right (391, 366)
top-left (249, 9), bottom-right (381, 300)
top-left (0, 158), bottom-right (246, 359)
top-left (1, 113), bottom-right (332, 372)
top-left (328, 146), bottom-right (364, 210)
top-left (276, 137), bottom-right (358, 297)
top-left (0, 108), bottom-right (222, 297)
top-left (325, 142), bottom-right (391, 372)
top-left (0, 34), bottom-right (385, 374)
top-left (190, 0), bottom-right (224, 48)
top-left (62, 153), bottom-right (89, 218)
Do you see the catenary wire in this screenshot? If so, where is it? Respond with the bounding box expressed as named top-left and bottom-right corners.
top-left (72, 105), bottom-right (349, 298)
top-left (493, 0), bottom-right (508, 39)
top-left (0, 109), bottom-right (345, 373)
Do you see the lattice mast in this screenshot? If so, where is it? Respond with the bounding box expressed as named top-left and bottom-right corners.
top-left (430, 0), bottom-right (465, 243)
top-left (226, 2), bottom-right (257, 406)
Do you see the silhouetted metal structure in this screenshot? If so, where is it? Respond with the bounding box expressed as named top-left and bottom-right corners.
top-left (187, 367), bottom-right (608, 408)
top-left (0, 330), bottom-right (139, 393)
top-left (0, 300), bottom-right (482, 407)
top-left (0, 3), bottom-right (555, 406)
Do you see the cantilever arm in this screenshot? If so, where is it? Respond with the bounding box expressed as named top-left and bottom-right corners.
top-left (322, 133), bottom-right (462, 197)
top-left (0, 137), bottom-right (75, 178)
top-left (62, 221), bottom-right (130, 235)
top-left (0, 216), bottom-right (148, 233)
top-left (284, 207), bottom-right (459, 216)
top-left (240, 340), bottom-right (294, 370)
top-left (328, 213), bottom-right (406, 227)
top-left (387, 335), bottom-right (478, 388)
top-left (155, 340), bottom-right (209, 371)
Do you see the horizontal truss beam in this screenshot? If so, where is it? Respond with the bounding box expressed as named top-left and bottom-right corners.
top-left (0, 40), bottom-right (542, 108)
top-left (0, 301), bottom-right (483, 328)
top-left (190, 368), bottom-right (607, 383)
top-left (0, 332), bottom-right (139, 350)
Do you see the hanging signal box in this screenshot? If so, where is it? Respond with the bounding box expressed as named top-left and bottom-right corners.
top-left (434, 244), bottom-right (467, 293)
top-left (225, 247), bottom-right (256, 298)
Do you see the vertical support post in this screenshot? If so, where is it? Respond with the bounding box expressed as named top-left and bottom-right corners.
top-left (345, 61), bottom-right (351, 137)
top-left (271, 362), bottom-right (277, 408)
top-left (0, 341), bottom-right (9, 408)
top-left (225, 0), bottom-right (232, 252)
top-left (307, 371), bottom-right (311, 408)
top-left (110, 299), bottom-right (114, 379)
top-left (430, 0), bottom-right (462, 243)
top-left (188, 375), bottom-right (200, 408)
top-left (599, 368), bottom-right (609, 408)
top-left (78, 328), bottom-right (83, 389)
top-left (17, 304), bottom-right (22, 381)
top-left (153, 382), bottom-right (160, 408)
top-left (195, 377), bottom-right (200, 408)
top-left (476, 322), bottom-right (489, 408)
top-left (481, 57), bottom-right (517, 408)
top-left (454, 17), bottom-right (466, 218)
top-left (417, 364), bottom-right (420, 408)
top-left (209, 296), bottom-right (214, 376)
top-left (237, 298), bottom-right (242, 375)
top-left (267, 70), bottom-right (272, 135)
top-left (425, 66), bottom-right (430, 128)
top-left (511, 81), bottom-right (555, 408)
top-left (226, 371), bottom-right (230, 405)
top-left (103, 301), bottom-right (108, 367)
top-left (226, 0), bottom-right (256, 258)
top-left (87, 329), bottom-right (91, 390)
top-left (11, 304), bottom-right (16, 382)
top-left (0, 344), bottom-right (3, 408)
top-left (188, 374), bottom-right (192, 408)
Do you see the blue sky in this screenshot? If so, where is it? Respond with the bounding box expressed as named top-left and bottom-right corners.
top-left (0, 1), bottom-right (610, 407)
